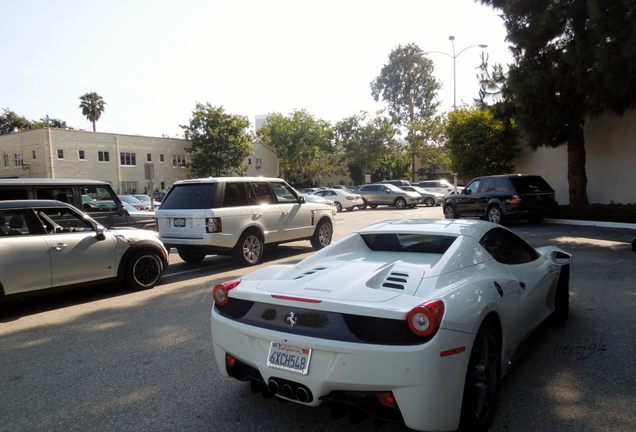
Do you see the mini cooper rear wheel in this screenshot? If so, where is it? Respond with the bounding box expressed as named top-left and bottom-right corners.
top-left (394, 197), bottom-right (407, 209)
top-left (424, 197), bottom-right (435, 207)
top-left (311, 219), bottom-right (333, 249)
top-left (125, 250), bottom-right (164, 290)
top-left (233, 231), bottom-right (264, 266)
top-left (459, 320), bottom-right (501, 432)
top-left (487, 206), bottom-right (504, 224)
top-left (177, 249), bottom-right (206, 263)
top-left (444, 205), bottom-right (458, 219)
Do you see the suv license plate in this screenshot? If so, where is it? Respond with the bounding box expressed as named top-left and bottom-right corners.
top-left (174, 218), bottom-right (186, 227)
top-left (267, 342), bottom-right (312, 375)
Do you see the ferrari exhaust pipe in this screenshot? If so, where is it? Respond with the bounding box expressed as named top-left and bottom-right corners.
top-left (281, 383), bottom-right (293, 399)
top-left (295, 387), bottom-right (309, 403)
top-left (267, 379), bottom-right (279, 395)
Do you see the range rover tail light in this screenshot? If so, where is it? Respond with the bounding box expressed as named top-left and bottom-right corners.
top-left (206, 217), bottom-right (221, 233)
top-left (407, 300), bottom-right (445, 337)
top-left (511, 194), bottom-right (521, 204)
top-left (213, 279), bottom-right (241, 306)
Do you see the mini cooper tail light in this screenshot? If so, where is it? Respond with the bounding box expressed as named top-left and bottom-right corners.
top-left (511, 194), bottom-right (521, 204)
top-left (213, 279), bottom-right (241, 306)
top-left (407, 300), bottom-right (445, 337)
top-left (206, 217), bottom-right (221, 233)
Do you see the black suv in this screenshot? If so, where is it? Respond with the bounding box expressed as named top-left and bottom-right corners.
top-left (443, 174), bottom-right (557, 224)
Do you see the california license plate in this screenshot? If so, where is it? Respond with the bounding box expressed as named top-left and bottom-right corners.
top-left (174, 218), bottom-right (186, 227)
top-left (267, 342), bottom-right (312, 375)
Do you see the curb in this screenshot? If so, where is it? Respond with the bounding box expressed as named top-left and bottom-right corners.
top-left (545, 218), bottom-right (636, 230)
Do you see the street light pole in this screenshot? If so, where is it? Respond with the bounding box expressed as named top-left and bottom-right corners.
top-left (418, 36), bottom-right (487, 108)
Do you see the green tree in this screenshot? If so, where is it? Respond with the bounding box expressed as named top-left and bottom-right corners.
top-left (79, 92), bottom-right (106, 132)
top-left (334, 111), bottom-right (397, 185)
top-left (181, 103), bottom-right (254, 177)
top-left (408, 115), bottom-right (447, 180)
top-left (31, 117), bottom-right (71, 129)
top-left (370, 43), bottom-right (441, 182)
top-left (373, 150), bottom-right (411, 183)
top-left (478, 0), bottom-right (636, 206)
top-left (257, 109), bottom-right (333, 185)
top-left (445, 108), bottom-right (519, 180)
top-left (0, 108), bottom-right (32, 134)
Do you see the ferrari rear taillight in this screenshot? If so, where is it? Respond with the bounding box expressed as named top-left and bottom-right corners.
top-left (213, 279), bottom-right (241, 306)
top-left (511, 194), bottom-right (521, 204)
top-left (375, 392), bottom-right (397, 408)
top-left (407, 300), bottom-right (445, 337)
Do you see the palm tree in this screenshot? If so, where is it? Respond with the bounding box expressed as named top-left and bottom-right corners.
top-left (79, 92), bottom-right (106, 132)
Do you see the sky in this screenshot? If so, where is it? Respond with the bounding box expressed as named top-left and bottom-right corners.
top-left (0, 0), bottom-right (513, 138)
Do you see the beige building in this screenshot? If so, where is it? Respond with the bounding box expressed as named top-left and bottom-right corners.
top-left (0, 128), bottom-right (280, 193)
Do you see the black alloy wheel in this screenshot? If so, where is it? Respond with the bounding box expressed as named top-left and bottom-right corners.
top-left (459, 321), bottom-right (501, 432)
top-left (125, 250), bottom-right (164, 290)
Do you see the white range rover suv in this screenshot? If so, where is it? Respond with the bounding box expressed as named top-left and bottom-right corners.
top-left (156, 177), bottom-right (335, 266)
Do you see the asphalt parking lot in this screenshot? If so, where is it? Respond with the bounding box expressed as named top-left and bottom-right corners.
top-left (1, 207), bottom-right (635, 432)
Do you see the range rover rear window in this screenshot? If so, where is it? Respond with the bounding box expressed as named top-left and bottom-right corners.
top-left (160, 184), bottom-right (218, 209)
top-left (510, 176), bottom-right (554, 194)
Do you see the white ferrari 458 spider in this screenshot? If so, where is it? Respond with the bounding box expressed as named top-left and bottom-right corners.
top-left (211, 219), bottom-right (571, 431)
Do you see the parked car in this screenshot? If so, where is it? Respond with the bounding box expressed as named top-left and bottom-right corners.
top-left (313, 189), bottom-right (364, 212)
top-left (121, 202), bottom-right (156, 230)
top-left (380, 179), bottom-right (411, 187)
top-left (417, 179), bottom-right (463, 196)
top-left (300, 194), bottom-right (337, 217)
top-left (133, 194), bottom-right (162, 209)
top-left (152, 191), bottom-right (167, 202)
top-left (399, 185), bottom-right (445, 207)
top-left (0, 200), bottom-right (168, 299)
top-left (155, 177), bottom-right (335, 266)
top-left (443, 174), bottom-right (558, 224)
top-left (119, 195), bottom-right (151, 211)
top-left (353, 184), bottom-right (421, 209)
top-left (0, 178), bottom-right (143, 229)
top-left (210, 219), bottom-right (571, 432)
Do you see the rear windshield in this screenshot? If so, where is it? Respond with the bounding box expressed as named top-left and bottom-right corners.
top-left (361, 233), bottom-right (456, 254)
top-left (160, 184), bottom-right (218, 209)
top-left (510, 176), bottom-right (554, 194)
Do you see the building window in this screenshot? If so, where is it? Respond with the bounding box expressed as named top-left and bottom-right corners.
top-left (147, 153), bottom-right (152, 162)
top-left (98, 151), bottom-right (110, 162)
top-left (248, 158), bottom-right (252, 165)
top-left (3, 154), bottom-right (9, 168)
top-left (160, 154), bottom-right (165, 163)
top-left (160, 181), bottom-right (165, 190)
top-left (32, 150), bottom-right (37, 160)
top-left (57, 150), bottom-right (64, 159)
top-left (173, 154), bottom-right (186, 167)
top-left (14, 153), bottom-right (24, 167)
top-left (120, 152), bottom-right (136, 166)
top-left (256, 158), bottom-right (263, 170)
top-left (79, 150), bottom-right (85, 160)
top-left (121, 182), bottom-right (138, 194)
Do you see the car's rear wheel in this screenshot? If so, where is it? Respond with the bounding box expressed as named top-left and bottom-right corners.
top-left (487, 206), bottom-right (504, 224)
top-left (360, 199), bottom-right (368, 210)
top-left (458, 320), bottom-right (501, 432)
top-left (346, 206), bottom-right (354, 211)
top-left (394, 197), bottom-right (407, 209)
top-left (335, 201), bottom-right (343, 212)
top-left (177, 249), bottom-right (206, 263)
top-left (553, 264), bottom-right (570, 324)
top-left (310, 219), bottom-right (333, 249)
top-left (125, 250), bottom-right (164, 290)
top-left (369, 204), bottom-right (378, 209)
top-left (444, 204), bottom-right (458, 219)
top-left (232, 231), bottom-right (264, 266)
top-left (424, 197), bottom-right (435, 207)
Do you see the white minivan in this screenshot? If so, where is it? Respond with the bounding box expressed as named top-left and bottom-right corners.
top-left (156, 177), bottom-right (335, 266)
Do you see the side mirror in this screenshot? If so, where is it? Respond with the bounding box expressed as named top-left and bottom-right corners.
top-left (298, 196), bottom-right (306, 204)
top-left (550, 250), bottom-right (571, 265)
top-left (464, 189), bottom-right (472, 195)
top-left (95, 224), bottom-right (107, 241)
top-left (117, 203), bottom-right (125, 216)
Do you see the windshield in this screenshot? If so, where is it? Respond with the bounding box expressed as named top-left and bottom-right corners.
top-left (361, 233), bottom-right (456, 254)
top-left (160, 184), bottom-right (218, 210)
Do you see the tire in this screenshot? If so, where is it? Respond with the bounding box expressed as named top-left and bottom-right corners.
top-left (177, 249), bottom-right (206, 263)
top-left (310, 219), bottom-right (333, 249)
top-left (232, 231), bottom-right (264, 266)
top-left (125, 250), bottom-right (164, 290)
top-left (424, 197), bottom-right (435, 207)
top-left (444, 205), bottom-right (457, 219)
top-left (335, 201), bottom-right (343, 212)
top-left (487, 206), bottom-right (504, 224)
top-left (458, 320), bottom-right (501, 432)
top-left (360, 199), bottom-right (368, 210)
top-left (394, 197), bottom-right (407, 209)
top-left (346, 206), bottom-right (354, 212)
top-left (369, 204), bottom-right (378, 209)
top-left (553, 264), bottom-right (570, 324)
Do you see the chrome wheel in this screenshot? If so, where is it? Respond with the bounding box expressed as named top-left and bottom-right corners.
top-left (444, 205), bottom-right (457, 219)
top-left (424, 197), bottom-right (435, 207)
top-left (487, 206), bottom-right (503, 224)
top-left (233, 232), bottom-right (263, 266)
top-left (394, 197), bottom-right (407, 209)
top-left (311, 220), bottom-right (333, 249)
top-left (335, 201), bottom-right (343, 212)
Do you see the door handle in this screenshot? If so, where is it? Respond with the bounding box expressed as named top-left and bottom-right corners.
top-left (51, 243), bottom-right (67, 251)
top-left (282, 211), bottom-right (290, 215)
